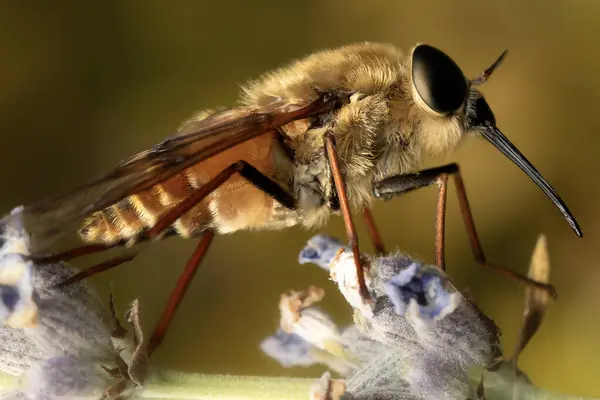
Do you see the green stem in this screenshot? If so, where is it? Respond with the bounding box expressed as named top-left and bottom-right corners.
top-left (1, 366), bottom-right (595, 400)
top-left (133, 368), bottom-right (315, 400)
top-left (472, 364), bottom-right (598, 400)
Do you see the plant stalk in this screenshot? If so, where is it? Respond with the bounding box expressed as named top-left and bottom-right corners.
top-left (132, 368), bottom-right (314, 400)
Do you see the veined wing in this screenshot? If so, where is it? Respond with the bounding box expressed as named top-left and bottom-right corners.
top-left (5, 93), bottom-right (337, 250)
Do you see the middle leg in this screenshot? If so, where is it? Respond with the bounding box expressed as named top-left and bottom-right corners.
top-left (373, 163), bottom-right (556, 297)
top-left (52, 160), bottom-right (298, 357)
top-left (145, 160), bottom-right (299, 354)
top-left (362, 207), bottom-right (386, 255)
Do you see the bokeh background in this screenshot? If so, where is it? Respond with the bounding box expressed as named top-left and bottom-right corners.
top-left (0, 0), bottom-right (598, 396)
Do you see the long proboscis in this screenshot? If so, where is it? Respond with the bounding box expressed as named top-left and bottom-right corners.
top-left (482, 126), bottom-right (582, 237)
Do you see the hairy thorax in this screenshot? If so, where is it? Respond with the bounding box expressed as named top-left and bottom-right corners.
top-left (243, 42), bottom-right (464, 229)
top-left (80, 42), bottom-right (467, 244)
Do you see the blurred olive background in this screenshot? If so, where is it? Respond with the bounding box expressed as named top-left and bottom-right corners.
top-left (0, 0), bottom-right (598, 396)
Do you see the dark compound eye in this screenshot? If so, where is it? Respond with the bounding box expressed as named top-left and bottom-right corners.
top-left (411, 44), bottom-right (468, 115)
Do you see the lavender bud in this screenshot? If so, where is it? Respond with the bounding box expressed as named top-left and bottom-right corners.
top-left (299, 235), bottom-right (347, 270)
top-left (305, 236), bottom-right (500, 400)
top-left (0, 209), bottom-right (142, 399)
top-left (329, 251), bottom-right (375, 318)
top-left (23, 356), bottom-right (108, 400)
top-left (383, 262), bottom-right (461, 322)
top-left (0, 214), bottom-right (37, 329)
top-left (262, 287), bottom-right (357, 375)
top-left (260, 329), bottom-right (316, 368)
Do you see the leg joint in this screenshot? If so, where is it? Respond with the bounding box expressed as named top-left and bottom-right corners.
top-left (373, 162), bottom-right (461, 200)
top-left (233, 160), bottom-right (249, 172)
top-left (445, 162), bottom-right (460, 175)
top-left (234, 160), bottom-right (297, 210)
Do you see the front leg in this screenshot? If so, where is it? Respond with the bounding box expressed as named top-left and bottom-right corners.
top-left (323, 131), bottom-right (371, 301)
top-left (373, 163), bottom-right (556, 298)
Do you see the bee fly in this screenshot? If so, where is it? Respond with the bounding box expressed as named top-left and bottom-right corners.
top-left (8, 42), bottom-right (581, 356)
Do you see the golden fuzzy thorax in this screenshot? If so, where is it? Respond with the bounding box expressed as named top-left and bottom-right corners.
top-left (81, 42), bottom-right (468, 244)
top-left (242, 42), bottom-right (466, 228)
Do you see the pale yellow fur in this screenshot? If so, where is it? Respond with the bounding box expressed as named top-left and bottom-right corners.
top-left (81, 42), bottom-right (468, 243)
top-left (242, 42), bottom-right (465, 227)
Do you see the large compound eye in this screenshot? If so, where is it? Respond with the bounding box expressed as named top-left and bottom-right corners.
top-left (411, 44), bottom-right (468, 115)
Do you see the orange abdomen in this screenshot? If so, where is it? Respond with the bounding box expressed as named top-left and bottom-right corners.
top-left (79, 132), bottom-right (281, 245)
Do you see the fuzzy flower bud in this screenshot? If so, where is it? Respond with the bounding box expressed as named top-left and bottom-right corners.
top-left (0, 209), bottom-right (148, 399)
top-left (301, 235), bottom-right (500, 400)
top-left (0, 207), bottom-right (37, 329)
top-left (260, 329), bottom-right (316, 368)
top-left (298, 234), bottom-right (348, 270)
top-left (261, 286), bottom-right (357, 376)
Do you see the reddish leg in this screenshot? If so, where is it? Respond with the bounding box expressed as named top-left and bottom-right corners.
top-left (147, 230), bottom-right (214, 357)
top-left (41, 159), bottom-right (294, 267)
top-left (362, 207), bottom-right (386, 255)
top-left (324, 132), bottom-right (370, 300)
top-left (32, 243), bottom-right (116, 264)
top-left (51, 160), bottom-right (296, 357)
top-left (142, 161), bottom-right (295, 240)
top-left (124, 161), bottom-right (293, 355)
top-left (373, 163), bottom-right (557, 297)
top-left (53, 254), bottom-right (137, 288)
top-left (142, 162), bottom-right (295, 354)
top-left (435, 173), bottom-right (449, 271)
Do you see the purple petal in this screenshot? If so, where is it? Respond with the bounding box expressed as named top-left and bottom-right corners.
top-left (260, 329), bottom-right (316, 368)
top-left (299, 235), bottom-right (347, 270)
top-left (384, 263), bottom-right (456, 321)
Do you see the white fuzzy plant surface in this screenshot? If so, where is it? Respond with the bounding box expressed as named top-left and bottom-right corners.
top-left (0, 208), bottom-right (596, 400)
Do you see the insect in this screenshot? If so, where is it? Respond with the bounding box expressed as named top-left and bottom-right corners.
top-left (7, 42), bottom-right (581, 356)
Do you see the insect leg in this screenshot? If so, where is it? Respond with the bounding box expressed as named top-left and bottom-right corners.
top-left (42, 231), bottom-right (178, 287)
top-left (53, 254), bottom-right (137, 288)
top-left (324, 132), bottom-right (371, 300)
top-left (49, 161), bottom-right (294, 356)
top-left (139, 161), bottom-right (296, 355)
top-left (54, 159), bottom-right (294, 276)
top-left (142, 161), bottom-right (296, 240)
top-left (32, 229), bottom-right (184, 266)
top-left (323, 156), bottom-right (385, 255)
top-left (373, 163), bottom-right (557, 297)
top-left (362, 208), bottom-right (386, 254)
top-left (31, 243), bottom-right (120, 264)
top-left (147, 229), bottom-right (214, 357)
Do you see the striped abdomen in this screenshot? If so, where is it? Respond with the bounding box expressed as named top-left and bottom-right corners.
top-left (79, 132), bottom-right (283, 245)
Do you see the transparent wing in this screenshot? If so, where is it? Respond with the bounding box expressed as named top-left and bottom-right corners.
top-left (5, 94), bottom-right (336, 250)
